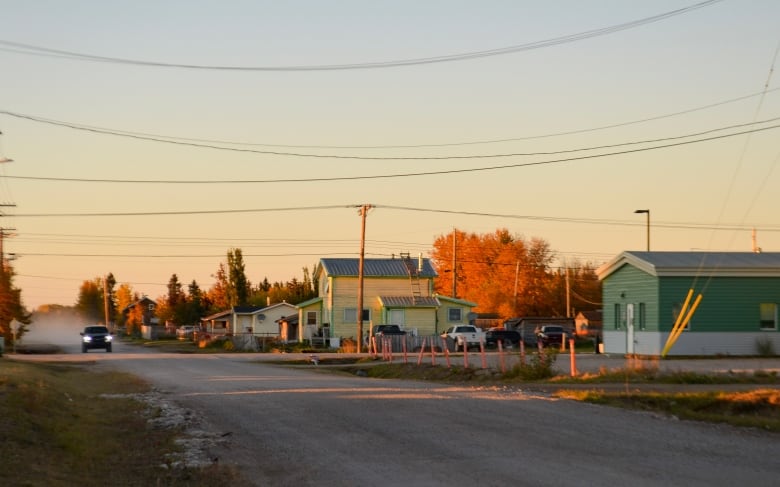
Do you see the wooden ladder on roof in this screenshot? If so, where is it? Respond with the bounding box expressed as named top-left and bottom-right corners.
top-left (400, 252), bottom-right (422, 303)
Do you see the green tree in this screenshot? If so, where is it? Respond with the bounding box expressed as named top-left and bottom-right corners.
top-left (101, 273), bottom-right (117, 327)
top-left (207, 263), bottom-right (230, 312)
top-left (0, 262), bottom-right (31, 346)
top-left (156, 273), bottom-right (188, 326)
top-left (183, 280), bottom-right (206, 325)
top-left (167, 274), bottom-right (185, 310)
top-left (76, 278), bottom-right (105, 323)
top-left (227, 248), bottom-right (250, 307)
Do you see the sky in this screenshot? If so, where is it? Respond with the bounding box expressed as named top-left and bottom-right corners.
top-left (1, 0), bottom-right (779, 310)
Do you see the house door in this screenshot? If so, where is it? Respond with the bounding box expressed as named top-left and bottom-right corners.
top-left (626, 303), bottom-right (635, 354)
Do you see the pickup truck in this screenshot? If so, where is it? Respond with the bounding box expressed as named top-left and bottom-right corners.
top-left (372, 325), bottom-right (407, 336)
top-left (442, 325), bottom-right (485, 351)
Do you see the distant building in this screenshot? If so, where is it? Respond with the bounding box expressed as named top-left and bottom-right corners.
top-left (598, 251), bottom-right (780, 356)
top-left (296, 256), bottom-right (477, 346)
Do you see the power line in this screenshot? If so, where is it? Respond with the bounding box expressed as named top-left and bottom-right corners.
top-left (0, 1), bottom-right (722, 71)
top-left (3, 109), bottom-right (777, 163)
top-left (4, 88), bottom-right (775, 152)
top-left (3, 121), bottom-right (779, 187)
top-left (7, 202), bottom-right (780, 233)
top-left (7, 204), bottom-right (350, 218)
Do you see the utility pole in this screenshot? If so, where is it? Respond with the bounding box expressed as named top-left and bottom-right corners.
top-left (565, 261), bottom-right (571, 318)
top-left (0, 225), bottom-right (16, 272)
top-left (103, 276), bottom-right (111, 330)
top-left (513, 260), bottom-right (520, 315)
top-left (451, 228), bottom-right (457, 298)
top-left (357, 204), bottom-right (372, 353)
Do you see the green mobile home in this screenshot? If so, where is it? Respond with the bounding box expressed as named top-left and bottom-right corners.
top-left (597, 251), bottom-right (780, 356)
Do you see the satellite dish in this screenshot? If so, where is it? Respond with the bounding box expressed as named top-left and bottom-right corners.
top-left (257, 314), bottom-right (266, 322)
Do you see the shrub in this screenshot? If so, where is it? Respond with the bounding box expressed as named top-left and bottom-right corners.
top-left (339, 337), bottom-right (357, 353)
top-left (506, 350), bottom-right (558, 380)
top-left (755, 337), bottom-right (776, 357)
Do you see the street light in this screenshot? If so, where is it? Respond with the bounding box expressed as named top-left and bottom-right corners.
top-left (634, 209), bottom-right (650, 251)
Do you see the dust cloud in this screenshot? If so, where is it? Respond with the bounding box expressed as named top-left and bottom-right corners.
top-left (22, 308), bottom-right (92, 346)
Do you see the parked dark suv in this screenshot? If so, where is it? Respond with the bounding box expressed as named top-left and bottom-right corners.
top-left (535, 325), bottom-right (567, 347)
top-left (484, 328), bottom-right (522, 348)
top-left (80, 325), bottom-right (113, 353)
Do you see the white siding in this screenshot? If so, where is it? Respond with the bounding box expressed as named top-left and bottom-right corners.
top-left (604, 330), bottom-right (780, 356)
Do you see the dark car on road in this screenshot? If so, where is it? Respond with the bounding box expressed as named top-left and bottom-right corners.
top-left (484, 328), bottom-right (522, 348)
top-left (80, 325), bottom-right (113, 353)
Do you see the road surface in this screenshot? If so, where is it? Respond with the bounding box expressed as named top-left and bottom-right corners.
top-left (9, 341), bottom-right (780, 486)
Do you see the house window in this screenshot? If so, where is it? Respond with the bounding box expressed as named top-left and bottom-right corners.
top-left (672, 303), bottom-right (691, 330)
top-left (759, 303), bottom-right (777, 330)
top-left (306, 311), bottom-right (318, 326)
top-left (448, 308), bottom-right (462, 322)
top-left (614, 303), bottom-right (621, 329)
top-left (638, 303), bottom-right (646, 330)
top-left (344, 308), bottom-right (370, 323)
top-left (148, 303), bottom-right (155, 311)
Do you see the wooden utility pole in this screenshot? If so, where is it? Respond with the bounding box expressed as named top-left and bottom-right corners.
top-left (565, 262), bottom-right (571, 318)
top-left (451, 228), bottom-right (457, 298)
top-left (103, 276), bottom-right (111, 330)
top-left (0, 225), bottom-right (16, 272)
top-left (513, 260), bottom-right (520, 315)
top-left (357, 204), bottom-right (372, 353)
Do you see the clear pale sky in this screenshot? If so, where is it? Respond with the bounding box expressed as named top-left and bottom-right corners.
top-left (1, 0), bottom-right (779, 310)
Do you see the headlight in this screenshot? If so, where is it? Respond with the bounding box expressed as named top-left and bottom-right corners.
top-left (83, 336), bottom-right (92, 343)
top-left (105, 335), bottom-right (113, 342)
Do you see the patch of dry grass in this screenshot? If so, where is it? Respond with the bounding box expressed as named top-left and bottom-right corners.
top-left (556, 388), bottom-right (780, 432)
top-left (0, 360), bottom-right (242, 486)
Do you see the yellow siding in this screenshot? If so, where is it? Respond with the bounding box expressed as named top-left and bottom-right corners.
top-left (401, 308), bottom-right (439, 335)
top-left (329, 276), bottom-right (434, 338)
top-left (436, 304), bottom-right (471, 329)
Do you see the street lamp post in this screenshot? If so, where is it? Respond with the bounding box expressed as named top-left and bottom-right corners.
top-left (634, 209), bottom-right (650, 251)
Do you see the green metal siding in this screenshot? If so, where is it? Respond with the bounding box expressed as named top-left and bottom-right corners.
top-left (603, 264), bottom-right (659, 331)
top-left (659, 276), bottom-right (780, 332)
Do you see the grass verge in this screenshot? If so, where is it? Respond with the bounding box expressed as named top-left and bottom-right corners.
top-left (0, 359), bottom-right (241, 486)
top-left (555, 388), bottom-right (780, 432)
top-left (289, 355), bottom-right (780, 432)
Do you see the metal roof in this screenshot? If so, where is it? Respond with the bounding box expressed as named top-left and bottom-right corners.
top-left (435, 294), bottom-right (479, 307)
top-left (321, 257), bottom-right (438, 278)
top-left (378, 296), bottom-right (440, 307)
top-left (597, 251), bottom-right (780, 279)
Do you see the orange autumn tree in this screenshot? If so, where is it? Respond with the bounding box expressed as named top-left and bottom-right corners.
top-left (431, 228), bottom-right (556, 319)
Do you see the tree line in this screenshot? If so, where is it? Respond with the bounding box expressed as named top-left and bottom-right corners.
top-left (430, 228), bottom-right (601, 319)
top-left (74, 248), bottom-right (319, 334)
top-left (50, 228), bottom-right (601, 335)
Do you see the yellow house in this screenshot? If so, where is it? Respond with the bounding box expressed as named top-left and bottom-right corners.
top-left (296, 256), bottom-right (477, 345)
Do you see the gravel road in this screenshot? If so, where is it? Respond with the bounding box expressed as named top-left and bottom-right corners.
top-left (10, 343), bottom-right (780, 486)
